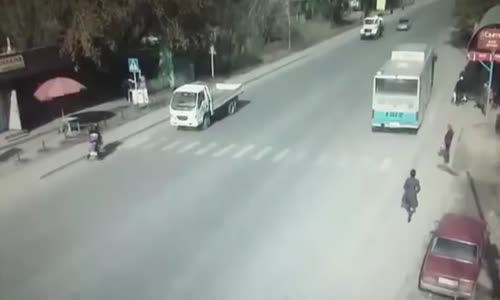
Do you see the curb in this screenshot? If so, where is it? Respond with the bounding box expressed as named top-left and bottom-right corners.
top-left (39, 116), bottom-right (170, 179)
top-left (239, 54), bottom-right (309, 85)
top-left (466, 170), bottom-right (486, 222)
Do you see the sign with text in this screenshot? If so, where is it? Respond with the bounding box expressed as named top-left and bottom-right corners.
top-left (478, 28), bottom-right (500, 51)
top-left (467, 51), bottom-right (500, 62)
top-left (0, 54), bottom-right (25, 73)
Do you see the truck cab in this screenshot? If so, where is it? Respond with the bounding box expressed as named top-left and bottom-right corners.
top-left (360, 16), bottom-right (384, 39)
top-left (169, 82), bottom-right (243, 130)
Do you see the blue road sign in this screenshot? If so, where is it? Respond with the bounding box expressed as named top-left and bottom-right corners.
top-left (128, 58), bottom-right (140, 73)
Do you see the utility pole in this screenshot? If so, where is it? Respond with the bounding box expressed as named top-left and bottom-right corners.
top-left (287, 0), bottom-right (291, 50)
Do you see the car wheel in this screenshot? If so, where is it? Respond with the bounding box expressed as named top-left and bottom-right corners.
top-left (227, 99), bottom-right (237, 115)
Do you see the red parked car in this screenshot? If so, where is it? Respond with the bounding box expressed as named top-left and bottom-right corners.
top-left (419, 213), bottom-right (488, 299)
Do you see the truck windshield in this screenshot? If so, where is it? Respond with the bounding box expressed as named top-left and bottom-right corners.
top-left (171, 92), bottom-right (196, 110)
top-left (375, 78), bottom-right (418, 96)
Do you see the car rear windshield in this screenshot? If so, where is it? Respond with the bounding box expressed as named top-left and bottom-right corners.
top-left (365, 19), bottom-right (375, 24)
top-left (399, 19), bottom-right (409, 23)
top-left (431, 237), bottom-right (478, 263)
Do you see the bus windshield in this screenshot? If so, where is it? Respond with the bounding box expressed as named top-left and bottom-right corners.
top-left (375, 78), bottom-right (418, 96)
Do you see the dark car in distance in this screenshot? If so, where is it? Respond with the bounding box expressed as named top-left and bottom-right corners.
top-left (396, 18), bottom-right (411, 31)
top-left (419, 213), bottom-right (487, 299)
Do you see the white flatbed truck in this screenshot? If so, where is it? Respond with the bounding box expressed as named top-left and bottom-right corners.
top-left (169, 81), bottom-right (244, 129)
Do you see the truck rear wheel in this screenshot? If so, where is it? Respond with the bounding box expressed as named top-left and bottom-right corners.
top-left (202, 114), bottom-right (211, 130)
top-left (227, 99), bottom-right (237, 115)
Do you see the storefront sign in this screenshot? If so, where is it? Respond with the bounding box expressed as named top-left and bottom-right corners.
top-left (0, 54), bottom-right (25, 73)
top-left (478, 28), bottom-right (500, 51)
top-left (467, 51), bottom-right (500, 62)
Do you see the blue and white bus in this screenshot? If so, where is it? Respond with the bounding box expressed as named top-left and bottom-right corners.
top-left (371, 43), bottom-right (435, 130)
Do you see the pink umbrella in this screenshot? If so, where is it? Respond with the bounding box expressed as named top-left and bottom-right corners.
top-left (34, 77), bottom-right (86, 102)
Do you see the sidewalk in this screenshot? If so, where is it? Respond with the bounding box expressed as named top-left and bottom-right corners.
top-left (0, 1), bottom-right (427, 194)
top-left (0, 89), bottom-right (173, 178)
top-left (440, 105), bottom-right (500, 297)
top-left (380, 17), bottom-right (500, 297)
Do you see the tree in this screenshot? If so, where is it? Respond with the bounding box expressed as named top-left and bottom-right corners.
top-left (0, 0), bottom-right (62, 50)
top-left (304, 0), bottom-right (350, 23)
top-left (454, 0), bottom-right (500, 33)
top-left (60, 0), bottom-right (213, 65)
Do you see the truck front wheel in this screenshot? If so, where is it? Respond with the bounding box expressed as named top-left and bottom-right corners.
top-left (202, 114), bottom-right (211, 130)
top-left (227, 99), bottom-right (237, 115)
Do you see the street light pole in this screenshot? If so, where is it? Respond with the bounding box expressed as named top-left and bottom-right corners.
top-left (287, 0), bottom-right (291, 50)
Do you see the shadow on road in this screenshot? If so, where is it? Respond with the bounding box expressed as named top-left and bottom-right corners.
top-left (101, 141), bottom-right (122, 159)
top-left (70, 110), bottom-right (116, 126)
top-left (371, 127), bottom-right (418, 135)
top-left (213, 99), bottom-right (251, 122)
top-left (0, 148), bottom-right (22, 163)
top-left (436, 164), bottom-right (459, 176)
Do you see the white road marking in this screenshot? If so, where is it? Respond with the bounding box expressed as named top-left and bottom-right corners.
top-left (232, 145), bottom-right (255, 159)
top-left (177, 141), bottom-right (201, 153)
top-left (272, 149), bottom-right (290, 163)
top-left (379, 157), bottom-right (393, 172)
top-left (213, 144), bottom-right (237, 157)
top-left (161, 140), bottom-right (182, 151)
top-left (252, 146), bottom-right (273, 160)
top-left (195, 143), bottom-right (217, 155)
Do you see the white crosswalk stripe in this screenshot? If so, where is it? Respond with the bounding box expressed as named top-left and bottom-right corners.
top-left (178, 141), bottom-right (201, 153)
top-left (252, 146), bottom-right (273, 160)
top-left (272, 149), bottom-right (290, 163)
top-left (124, 137), bottom-right (395, 170)
top-left (213, 144), bottom-right (237, 157)
top-left (232, 145), bottom-right (255, 159)
top-left (195, 142), bottom-right (217, 155)
top-left (161, 140), bottom-right (182, 151)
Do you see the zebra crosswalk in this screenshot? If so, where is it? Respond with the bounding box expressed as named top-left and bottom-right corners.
top-left (120, 136), bottom-right (395, 172)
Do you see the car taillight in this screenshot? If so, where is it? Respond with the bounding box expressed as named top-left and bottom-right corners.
top-left (372, 109), bottom-right (374, 118)
top-left (460, 280), bottom-right (474, 291)
top-left (422, 275), bottom-right (436, 283)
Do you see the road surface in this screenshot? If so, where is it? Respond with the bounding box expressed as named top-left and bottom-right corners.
top-left (0, 1), bottom-right (467, 299)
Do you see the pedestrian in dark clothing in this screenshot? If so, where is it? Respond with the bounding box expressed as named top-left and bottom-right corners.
top-left (443, 124), bottom-right (454, 164)
top-left (401, 169), bottom-right (421, 223)
top-left (452, 72), bottom-right (467, 105)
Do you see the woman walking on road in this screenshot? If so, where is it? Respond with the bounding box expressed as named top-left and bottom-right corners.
top-left (401, 169), bottom-right (421, 223)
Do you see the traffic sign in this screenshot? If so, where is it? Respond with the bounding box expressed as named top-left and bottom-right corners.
top-left (209, 45), bottom-right (216, 55)
top-left (128, 58), bottom-right (140, 73)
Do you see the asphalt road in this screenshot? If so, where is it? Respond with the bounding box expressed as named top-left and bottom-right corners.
top-left (0, 1), bottom-right (464, 299)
